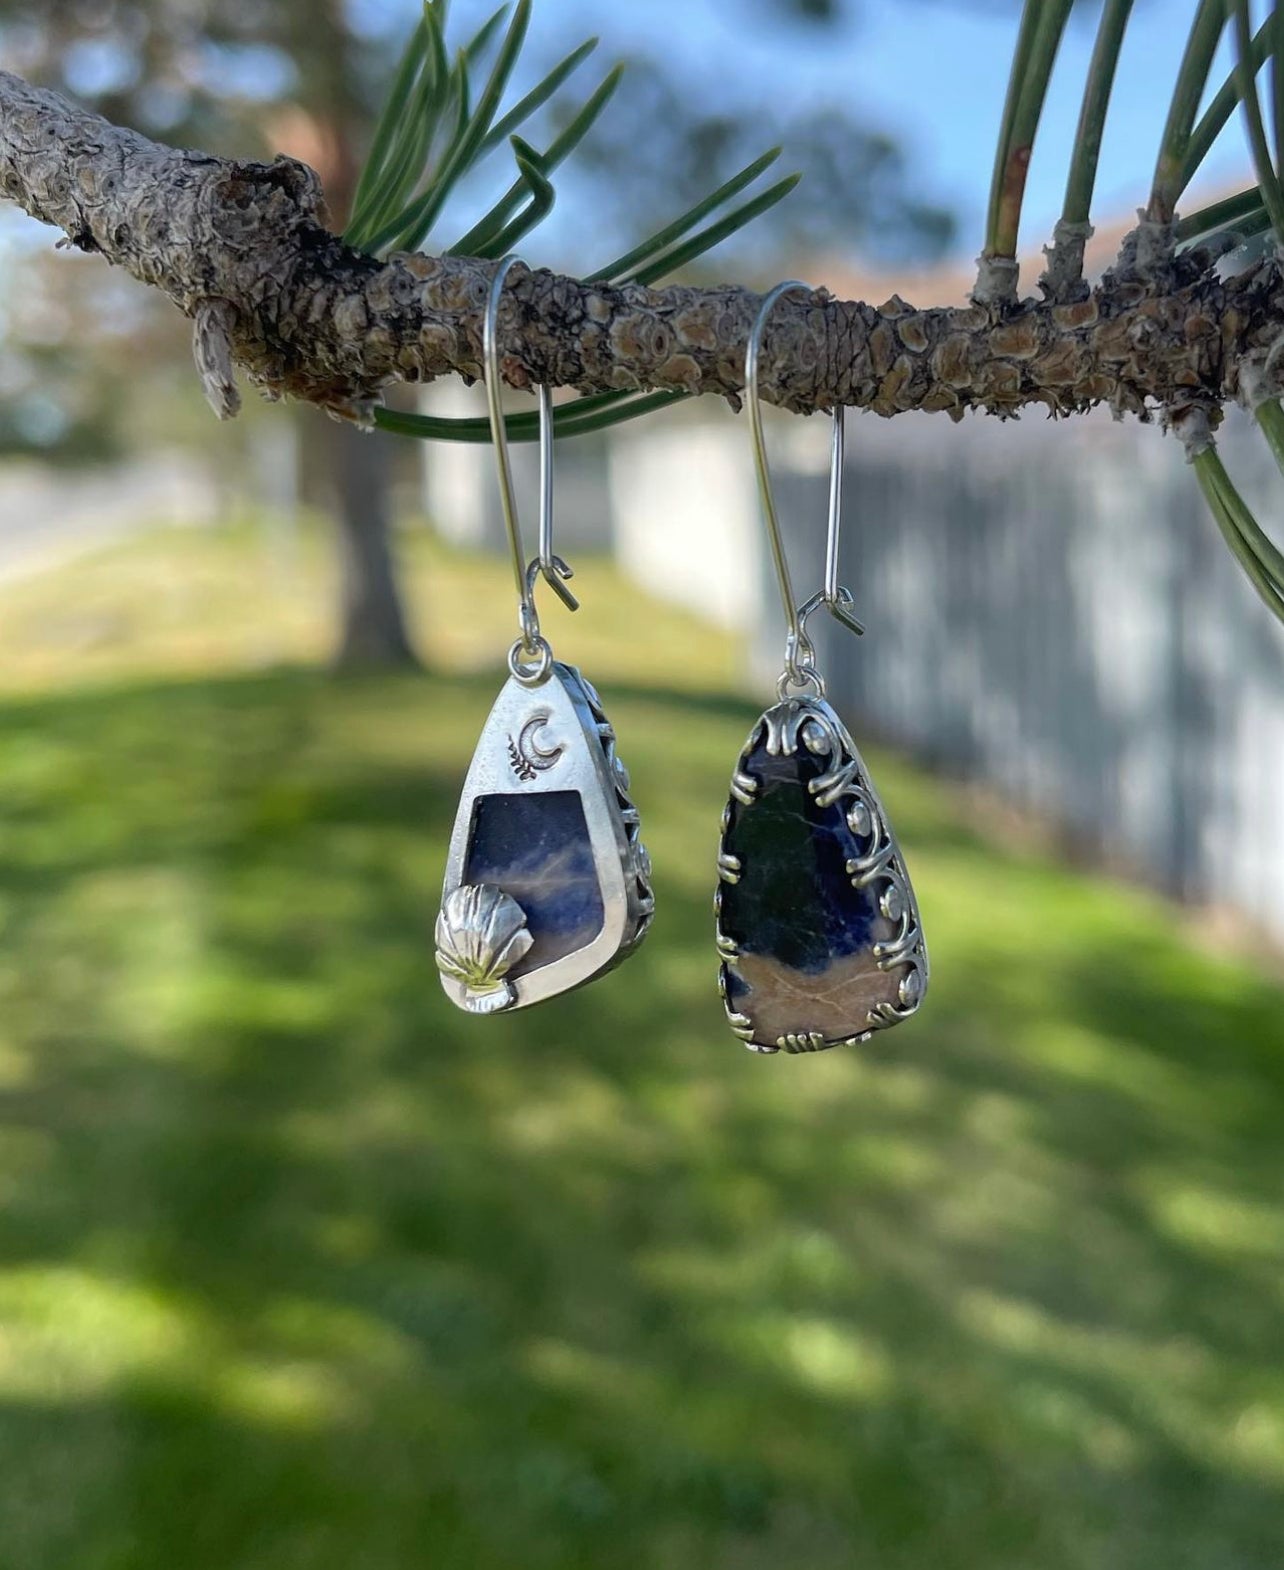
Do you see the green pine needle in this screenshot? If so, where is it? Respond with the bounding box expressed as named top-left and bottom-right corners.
top-left (374, 389), bottom-right (689, 443)
top-left (467, 138), bottom-right (556, 259)
top-left (1179, 13), bottom-right (1272, 193)
top-left (1272, 0), bottom-right (1284, 174)
top-left (372, 0), bottom-right (532, 255)
top-left (629, 174), bottom-right (801, 286)
top-left (464, 4), bottom-right (510, 66)
top-left (447, 66), bottom-right (622, 256)
top-left (347, 18), bottom-right (451, 249)
top-left (1193, 445), bottom-right (1284, 624)
top-left (985, 0), bottom-right (1074, 257)
top-left (346, 6), bottom-right (432, 240)
top-left (1150, 0), bottom-right (1228, 222)
top-left (1228, 0), bottom-right (1284, 240)
top-left (1255, 400), bottom-right (1284, 517)
top-left (345, 8), bottom-right (799, 442)
top-left (1175, 185), bottom-right (1265, 243)
top-left (480, 38), bottom-right (598, 156)
top-left (1061, 0), bottom-right (1134, 229)
top-left (588, 148), bottom-right (783, 283)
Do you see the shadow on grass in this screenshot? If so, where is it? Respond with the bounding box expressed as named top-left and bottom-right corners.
top-left (0, 668), bottom-right (1281, 1570)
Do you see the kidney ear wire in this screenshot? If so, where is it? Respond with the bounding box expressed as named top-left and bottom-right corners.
top-left (746, 278), bottom-right (864, 697)
top-left (483, 254), bottom-right (578, 685)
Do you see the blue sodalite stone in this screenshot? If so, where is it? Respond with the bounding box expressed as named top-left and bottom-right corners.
top-left (466, 791), bottom-right (604, 972)
top-left (720, 729), bottom-right (900, 1046)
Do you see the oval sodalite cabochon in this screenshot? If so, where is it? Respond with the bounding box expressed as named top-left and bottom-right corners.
top-left (716, 697), bottom-right (927, 1053)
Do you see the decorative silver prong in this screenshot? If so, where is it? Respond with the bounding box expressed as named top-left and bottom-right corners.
top-left (847, 842), bottom-right (896, 888)
top-left (812, 759), bottom-right (859, 807)
top-left (874, 923), bottom-right (921, 967)
top-left (715, 928), bottom-right (740, 961)
top-left (778, 1031), bottom-right (828, 1053)
top-left (719, 973), bottom-right (756, 1041)
top-left (730, 770), bottom-right (758, 805)
top-left (726, 1005), bottom-right (756, 1042)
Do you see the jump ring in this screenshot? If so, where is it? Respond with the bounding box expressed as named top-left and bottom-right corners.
top-left (508, 635), bottom-right (554, 687)
top-left (776, 659), bottom-right (826, 700)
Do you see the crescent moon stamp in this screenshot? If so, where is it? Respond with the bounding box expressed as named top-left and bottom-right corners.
top-left (507, 709), bottom-right (565, 781)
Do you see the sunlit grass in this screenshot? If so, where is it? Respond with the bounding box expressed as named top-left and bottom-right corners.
top-left (0, 522), bottom-right (1280, 1568)
top-left (0, 512), bottom-right (738, 696)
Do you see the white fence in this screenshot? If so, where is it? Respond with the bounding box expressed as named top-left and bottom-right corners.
top-left (610, 403), bottom-right (1284, 942)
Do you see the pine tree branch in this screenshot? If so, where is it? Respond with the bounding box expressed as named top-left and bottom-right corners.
top-left (1, 68), bottom-right (1280, 427)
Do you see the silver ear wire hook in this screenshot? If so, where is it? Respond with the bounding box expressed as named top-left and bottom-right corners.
top-left (484, 256), bottom-right (578, 683)
top-left (746, 279), bottom-right (863, 696)
top-left (536, 380), bottom-right (579, 612)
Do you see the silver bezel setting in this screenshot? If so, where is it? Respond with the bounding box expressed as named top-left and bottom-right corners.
top-left (715, 695), bottom-right (928, 1054)
top-left (439, 661), bottom-right (653, 1012)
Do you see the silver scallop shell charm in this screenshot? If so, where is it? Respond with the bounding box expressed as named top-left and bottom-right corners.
top-left (437, 662), bottom-right (654, 1013)
top-left (434, 885), bottom-right (534, 1014)
top-left (715, 695), bottom-right (928, 1054)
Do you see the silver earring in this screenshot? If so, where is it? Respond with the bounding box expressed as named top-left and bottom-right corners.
top-left (436, 257), bottom-right (654, 1014)
top-left (715, 280), bottom-right (928, 1054)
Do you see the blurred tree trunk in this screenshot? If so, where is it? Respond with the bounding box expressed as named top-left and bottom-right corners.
top-left (330, 420), bottom-right (416, 666)
top-left (305, 0), bottom-right (418, 668)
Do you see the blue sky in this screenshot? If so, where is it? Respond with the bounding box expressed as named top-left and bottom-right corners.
top-left (426, 0), bottom-right (1253, 267)
top-left (0, 2), bottom-right (1259, 279)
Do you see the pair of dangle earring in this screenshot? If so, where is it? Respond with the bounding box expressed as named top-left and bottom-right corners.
top-left (716, 280), bottom-right (929, 1054)
top-left (436, 256), bottom-right (654, 1014)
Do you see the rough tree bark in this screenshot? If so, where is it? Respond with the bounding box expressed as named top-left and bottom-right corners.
top-left (2, 68), bottom-right (1282, 450)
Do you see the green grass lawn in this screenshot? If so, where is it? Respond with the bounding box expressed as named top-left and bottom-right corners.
top-left (0, 525), bottom-right (1282, 1568)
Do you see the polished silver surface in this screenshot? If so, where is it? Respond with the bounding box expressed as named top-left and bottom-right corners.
top-left (715, 695), bottom-right (929, 1054)
top-left (535, 382), bottom-right (578, 610)
top-left (439, 661), bottom-right (653, 1013)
